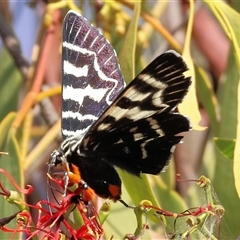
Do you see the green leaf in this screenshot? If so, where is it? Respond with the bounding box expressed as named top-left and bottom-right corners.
top-left (213, 46), bottom-right (240, 238)
top-left (118, 2), bottom-right (140, 83)
top-left (0, 117), bottom-right (23, 239)
top-left (0, 49), bottom-right (22, 121)
top-left (195, 66), bottom-right (219, 134)
top-left (0, 129), bottom-right (22, 190)
top-left (0, 112), bottom-right (16, 150)
top-left (214, 138), bottom-right (235, 160)
top-left (203, 3), bottom-right (240, 235)
top-left (119, 170), bottom-right (159, 212)
top-left (181, 0), bottom-right (204, 130)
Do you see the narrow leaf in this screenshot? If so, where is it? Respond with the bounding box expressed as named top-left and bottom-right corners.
top-left (214, 138), bottom-right (235, 160)
top-left (180, 0), bottom-right (205, 130)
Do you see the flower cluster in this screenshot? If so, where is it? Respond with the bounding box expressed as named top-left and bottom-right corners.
top-left (0, 168), bottom-right (103, 239)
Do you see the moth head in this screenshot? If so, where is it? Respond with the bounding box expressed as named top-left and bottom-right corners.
top-left (48, 149), bottom-right (68, 167)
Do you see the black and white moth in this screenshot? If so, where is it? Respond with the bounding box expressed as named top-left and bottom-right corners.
top-left (49, 10), bottom-right (191, 202)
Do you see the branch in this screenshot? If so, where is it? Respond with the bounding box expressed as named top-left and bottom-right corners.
top-left (0, 11), bottom-right (30, 79)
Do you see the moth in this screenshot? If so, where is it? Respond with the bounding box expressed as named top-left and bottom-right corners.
top-left (49, 10), bottom-right (191, 203)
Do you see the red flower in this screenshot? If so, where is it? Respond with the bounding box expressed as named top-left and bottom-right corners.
top-left (0, 168), bottom-right (103, 239)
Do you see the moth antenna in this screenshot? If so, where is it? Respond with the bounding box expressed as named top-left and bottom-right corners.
top-left (119, 199), bottom-right (135, 209)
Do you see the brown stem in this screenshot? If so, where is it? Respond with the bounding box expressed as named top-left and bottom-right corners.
top-left (0, 11), bottom-right (30, 79)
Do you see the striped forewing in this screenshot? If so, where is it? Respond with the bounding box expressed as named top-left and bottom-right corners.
top-left (62, 11), bottom-right (125, 139)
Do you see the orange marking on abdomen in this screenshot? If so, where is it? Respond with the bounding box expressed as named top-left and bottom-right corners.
top-left (83, 187), bottom-right (95, 202)
top-left (108, 184), bottom-right (121, 201)
top-left (68, 164), bottom-right (81, 184)
top-left (67, 164), bottom-right (95, 201)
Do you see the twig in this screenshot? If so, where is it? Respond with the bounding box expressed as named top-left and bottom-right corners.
top-left (12, 9), bottom-right (62, 130)
top-left (0, 11), bottom-right (29, 79)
